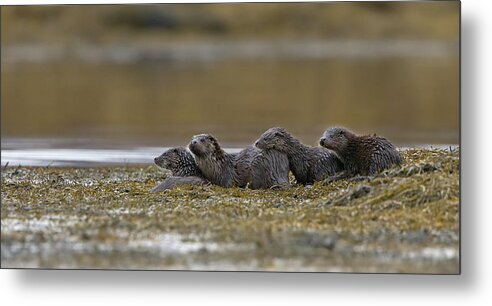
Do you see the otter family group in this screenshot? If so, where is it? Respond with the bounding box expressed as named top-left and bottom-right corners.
top-left (151, 127), bottom-right (402, 192)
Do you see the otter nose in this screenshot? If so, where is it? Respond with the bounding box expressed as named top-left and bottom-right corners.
top-left (191, 139), bottom-right (198, 145)
top-left (254, 140), bottom-right (259, 147)
top-left (154, 157), bottom-right (158, 162)
top-left (319, 138), bottom-right (326, 146)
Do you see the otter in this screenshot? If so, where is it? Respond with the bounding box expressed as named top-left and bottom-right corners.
top-left (237, 146), bottom-right (291, 189)
top-left (153, 147), bottom-right (203, 177)
top-left (319, 127), bottom-right (402, 179)
top-left (150, 147), bottom-right (208, 192)
top-left (254, 127), bottom-right (343, 185)
top-left (188, 134), bottom-right (290, 189)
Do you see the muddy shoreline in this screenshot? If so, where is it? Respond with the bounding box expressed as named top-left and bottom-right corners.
top-left (1, 148), bottom-right (459, 273)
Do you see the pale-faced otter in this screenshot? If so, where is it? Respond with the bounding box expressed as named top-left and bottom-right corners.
top-left (150, 147), bottom-right (208, 192)
top-left (188, 134), bottom-right (290, 189)
top-left (255, 127), bottom-right (343, 185)
top-left (154, 147), bottom-right (203, 177)
top-left (319, 127), bottom-right (402, 178)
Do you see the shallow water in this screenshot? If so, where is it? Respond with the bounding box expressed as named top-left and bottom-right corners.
top-left (1, 214), bottom-right (458, 272)
top-left (1, 140), bottom-right (456, 167)
top-left (2, 40), bottom-right (459, 146)
top-left (3, 40), bottom-right (457, 65)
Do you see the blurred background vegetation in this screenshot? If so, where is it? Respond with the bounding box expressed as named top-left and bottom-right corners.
top-left (2, 3), bottom-right (459, 43)
top-left (1, 2), bottom-right (459, 147)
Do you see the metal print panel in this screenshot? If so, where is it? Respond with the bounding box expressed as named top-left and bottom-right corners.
top-left (1, 1), bottom-right (460, 273)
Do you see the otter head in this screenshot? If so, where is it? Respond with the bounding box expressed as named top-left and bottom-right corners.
top-left (189, 134), bottom-right (222, 157)
top-left (154, 147), bottom-right (189, 173)
top-left (319, 127), bottom-right (354, 153)
top-left (255, 127), bottom-right (294, 152)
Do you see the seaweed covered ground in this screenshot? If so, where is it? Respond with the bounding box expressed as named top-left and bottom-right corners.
top-left (1, 148), bottom-right (459, 273)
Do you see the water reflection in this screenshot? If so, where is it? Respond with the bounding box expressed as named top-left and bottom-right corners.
top-left (2, 45), bottom-right (458, 147)
top-left (1, 3), bottom-right (459, 149)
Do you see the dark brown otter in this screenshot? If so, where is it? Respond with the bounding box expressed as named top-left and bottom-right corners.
top-left (319, 127), bottom-right (403, 178)
top-left (150, 147), bottom-right (207, 192)
top-left (236, 146), bottom-right (291, 189)
top-left (188, 134), bottom-right (290, 189)
top-left (188, 134), bottom-right (237, 187)
top-left (255, 127), bottom-right (343, 185)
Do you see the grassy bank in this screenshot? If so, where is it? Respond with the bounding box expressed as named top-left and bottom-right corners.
top-left (1, 148), bottom-right (459, 272)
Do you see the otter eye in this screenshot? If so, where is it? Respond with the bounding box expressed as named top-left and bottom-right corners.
top-left (200, 138), bottom-right (205, 143)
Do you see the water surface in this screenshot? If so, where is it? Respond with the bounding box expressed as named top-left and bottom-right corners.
top-left (2, 40), bottom-right (459, 146)
top-left (1, 138), bottom-right (456, 167)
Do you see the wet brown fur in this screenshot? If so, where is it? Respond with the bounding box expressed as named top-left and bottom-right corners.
top-left (255, 127), bottom-right (343, 185)
top-left (320, 127), bottom-right (402, 177)
top-left (151, 147), bottom-right (207, 192)
top-left (189, 134), bottom-right (290, 189)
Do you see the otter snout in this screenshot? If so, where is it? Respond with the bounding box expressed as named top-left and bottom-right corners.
top-left (319, 138), bottom-right (326, 146)
top-left (188, 141), bottom-right (200, 155)
top-left (255, 139), bottom-right (266, 149)
top-left (154, 156), bottom-right (164, 167)
top-left (189, 139), bottom-right (198, 149)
